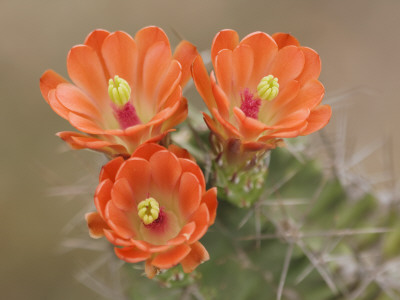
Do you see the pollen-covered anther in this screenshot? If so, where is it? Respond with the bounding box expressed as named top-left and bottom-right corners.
top-left (257, 75), bottom-right (279, 101)
top-left (137, 197), bottom-right (160, 225)
top-left (108, 75), bottom-right (131, 106)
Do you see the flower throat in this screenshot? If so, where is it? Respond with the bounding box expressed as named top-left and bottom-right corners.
top-left (108, 75), bottom-right (141, 129)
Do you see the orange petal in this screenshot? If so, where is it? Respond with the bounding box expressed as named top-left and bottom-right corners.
top-left (84, 29), bottom-right (111, 77)
top-left (259, 80), bottom-right (301, 124)
top-left (67, 45), bottom-right (108, 109)
top-left (240, 31), bottom-right (278, 86)
top-left (135, 26), bottom-right (170, 88)
top-left (57, 131), bottom-right (87, 150)
top-left (301, 105), bottom-right (332, 136)
top-left (232, 44), bottom-right (254, 90)
top-left (202, 187), bottom-right (218, 225)
top-left (178, 158), bottom-right (206, 191)
top-left (69, 136), bottom-right (110, 148)
top-left (69, 135), bottom-right (129, 157)
top-left (145, 130), bottom-right (174, 146)
top-left (212, 108), bottom-right (241, 138)
top-left (120, 124), bottom-right (151, 150)
top-left (115, 158), bottom-right (151, 202)
top-left (68, 112), bottom-right (103, 134)
top-left (85, 212), bottom-right (109, 239)
top-left (179, 172), bottom-right (202, 220)
top-left (151, 244), bottom-right (191, 269)
top-left (130, 240), bottom-right (170, 253)
top-left (286, 79), bottom-right (325, 113)
top-left (85, 29), bottom-right (110, 50)
top-left (160, 97), bottom-right (188, 132)
top-left (149, 150), bottom-right (182, 193)
top-left (211, 29), bottom-right (239, 67)
top-left (132, 143), bottom-right (165, 161)
top-left (135, 26), bottom-right (169, 58)
top-left (211, 79), bottom-right (230, 120)
top-left (173, 40), bottom-right (199, 87)
top-left (39, 70), bottom-right (67, 103)
top-left (142, 41), bottom-right (172, 112)
top-left (167, 222), bottom-right (196, 246)
top-left (191, 55), bottom-right (216, 111)
top-left (102, 31), bottom-right (138, 88)
top-left (56, 83), bottom-right (102, 120)
top-left (105, 201), bottom-right (136, 239)
top-left (114, 246), bottom-right (151, 263)
top-left (159, 84), bottom-right (182, 109)
top-left (269, 79), bottom-right (301, 108)
top-left (111, 178), bottom-right (135, 211)
top-left (181, 242), bottom-right (210, 273)
top-left (203, 113), bottom-right (223, 140)
top-left (99, 156), bottom-right (125, 182)
top-left (215, 49), bottom-right (233, 98)
top-left (168, 145), bottom-right (195, 161)
top-left (266, 121), bottom-right (308, 138)
top-left (47, 89), bottom-right (69, 119)
top-left (188, 203), bottom-right (210, 244)
top-left (297, 47), bottom-right (321, 85)
top-left (146, 109), bottom-right (171, 130)
top-left (271, 108), bottom-right (310, 129)
top-left (270, 45), bottom-right (305, 88)
top-left (156, 60), bottom-right (182, 109)
top-left (233, 107), bottom-right (268, 140)
top-left (103, 229), bottom-right (132, 247)
top-left (272, 33), bottom-right (300, 49)
top-left (94, 179), bottom-right (113, 218)
top-left (104, 128), bottom-right (125, 136)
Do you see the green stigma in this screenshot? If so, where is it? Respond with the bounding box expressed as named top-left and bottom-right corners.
top-left (137, 197), bottom-right (160, 225)
top-left (108, 75), bottom-right (131, 106)
top-left (257, 75), bottom-right (279, 101)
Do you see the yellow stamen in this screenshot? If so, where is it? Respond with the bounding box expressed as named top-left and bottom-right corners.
top-left (257, 75), bottom-right (279, 101)
top-left (137, 197), bottom-right (160, 225)
top-left (108, 75), bottom-right (131, 106)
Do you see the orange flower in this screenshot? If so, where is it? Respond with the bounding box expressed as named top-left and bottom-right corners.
top-left (86, 143), bottom-right (217, 278)
top-left (40, 27), bottom-right (198, 157)
top-left (192, 30), bottom-right (332, 152)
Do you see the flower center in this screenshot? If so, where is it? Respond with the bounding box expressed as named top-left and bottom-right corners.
top-left (108, 75), bottom-right (141, 129)
top-left (137, 197), bottom-right (160, 225)
top-left (257, 75), bottom-right (279, 101)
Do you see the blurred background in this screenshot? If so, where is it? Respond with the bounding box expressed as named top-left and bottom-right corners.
top-left (1, 0), bottom-right (399, 299)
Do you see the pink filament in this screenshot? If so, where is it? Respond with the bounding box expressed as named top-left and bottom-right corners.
top-left (144, 208), bottom-right (166, 231)
top-left (113, 102), bottom-right (141, 129)
top-left (240, 88), bottom-right (261, 119)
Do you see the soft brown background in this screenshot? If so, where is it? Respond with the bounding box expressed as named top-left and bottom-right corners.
top-left (1, 0), bottom-right (399, 299)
